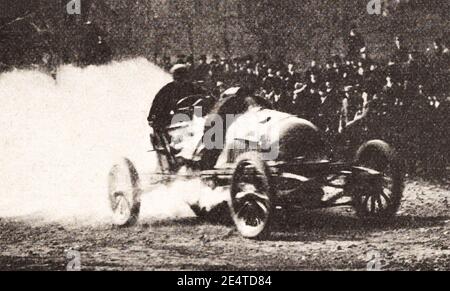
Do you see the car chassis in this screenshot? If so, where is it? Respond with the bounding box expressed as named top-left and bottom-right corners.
top-left (108, 95), bottom-right (404, 239)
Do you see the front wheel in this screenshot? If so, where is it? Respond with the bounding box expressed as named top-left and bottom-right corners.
top-left (108, 158), bottom-right (142, 227)
top-left (229, 152), bottom-right (274, 240)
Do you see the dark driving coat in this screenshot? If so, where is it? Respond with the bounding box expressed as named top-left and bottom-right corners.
top-left (148, 81), bottom-right (204, 128)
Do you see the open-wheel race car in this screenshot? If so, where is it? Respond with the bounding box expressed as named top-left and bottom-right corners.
top-left (108, 89), bottom-right (405, 240)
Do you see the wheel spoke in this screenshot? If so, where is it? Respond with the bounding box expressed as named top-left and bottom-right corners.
top-left (113, 195), bottom-right (124, 210)
top-left (119, 201), bottom-right (127, 215)
top-left (380, 191), bottom-right (391, 205)
top-left (363, 195), bottom-right (370, 210)
top-left (370, 195), bottom-right (376, 213)
top-left (376, 195), bottom-right (384, 211)
top-left (255, 200), bottom-right (268, 215)
top-left (235, 201), bottom-right (251, 217)
top-left (119, 197), bottom-right (129, 214)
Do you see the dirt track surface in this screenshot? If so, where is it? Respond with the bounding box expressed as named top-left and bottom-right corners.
top-left (0, 180), bottom-right (449, 271)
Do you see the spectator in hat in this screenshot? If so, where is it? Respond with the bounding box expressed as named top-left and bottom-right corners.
top-left (194, 54), bottom-right (209, 82)
top-left (175, 54), bottom-right (187, 65)
top-left (393, 35), bottom-right (409, 64)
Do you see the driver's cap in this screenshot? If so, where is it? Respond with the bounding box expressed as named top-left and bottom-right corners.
top-left (170, 64), bottom-right (188, 75)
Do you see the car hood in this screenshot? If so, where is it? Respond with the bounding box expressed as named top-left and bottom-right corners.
top-left (215, 108), bottom-right (324, 168)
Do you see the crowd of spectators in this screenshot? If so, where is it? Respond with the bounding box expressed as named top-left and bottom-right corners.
top-left (157, 30), bottom-right (449, 178)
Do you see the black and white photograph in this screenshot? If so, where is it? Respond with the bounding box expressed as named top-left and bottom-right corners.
top-left (0, 0), bottom-right (449, 273)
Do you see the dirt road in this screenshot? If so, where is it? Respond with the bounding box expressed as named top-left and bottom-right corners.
top-left (0, 180), bottom-right (449, 271)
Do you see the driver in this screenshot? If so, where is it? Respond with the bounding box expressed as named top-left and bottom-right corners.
top-left (148, 64), bottom-right (204, 130)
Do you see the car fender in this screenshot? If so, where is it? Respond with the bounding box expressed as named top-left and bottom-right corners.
top-left (354, 139), bottom-right (396, 165)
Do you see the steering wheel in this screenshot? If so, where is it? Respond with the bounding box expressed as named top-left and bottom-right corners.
top-left (173, 95), bottom-right (206, 117)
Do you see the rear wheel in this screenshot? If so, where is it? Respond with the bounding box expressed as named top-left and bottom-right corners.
top-left (108, 158), bottom-right (141, 227)
top-left (349, 143), bottom-right (404, 220)
top-left (230, 152), bottom-right (274, 239)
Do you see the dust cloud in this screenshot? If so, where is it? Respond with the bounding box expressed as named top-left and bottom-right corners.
top-left (0, 58), bottom-right (226, 226)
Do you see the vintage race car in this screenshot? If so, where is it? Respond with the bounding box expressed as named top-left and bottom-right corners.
top-left (108, 89), bottom-right (404, 239)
